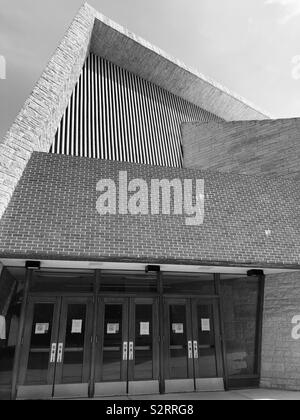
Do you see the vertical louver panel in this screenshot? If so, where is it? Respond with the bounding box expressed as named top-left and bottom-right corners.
top-left (51, 53), bottom-right (222, 167)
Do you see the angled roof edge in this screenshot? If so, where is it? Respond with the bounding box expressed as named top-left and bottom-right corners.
top-left (86, 2), bottom-right (271, 121)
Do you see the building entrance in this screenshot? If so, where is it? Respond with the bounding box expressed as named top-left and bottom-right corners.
top-left (16, 294), bottom-right (223, 398)
top-left (1, 268), bottom-right (263, 399)
top-left (94, 297), bottom-right (159, 396)
top-left (17, 296), bottom-right (93, 399)
top-left (164, 298), bottom-right (223, 393)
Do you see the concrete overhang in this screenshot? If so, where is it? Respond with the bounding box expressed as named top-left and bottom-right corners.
top-left (1, 259), bottom-right (299, 275)
top-left (88, 3), bottom-right (270, 122)
top-left (0, 2), bottom-right (271, 221)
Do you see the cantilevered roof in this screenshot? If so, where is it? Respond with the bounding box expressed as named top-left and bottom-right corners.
top-left (0, 3), bottom-right (270, 221)
top-left (89, 3), bottom-right (270, 121)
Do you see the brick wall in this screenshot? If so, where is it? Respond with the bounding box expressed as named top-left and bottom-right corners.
top-left (0, 3), bottom-right (95, 219)
top-left (261, 272), bottom-right (300, 390)
top-left (0, 152), bottom-right (299, 269)
top-left (182, 118), bottom-right (300, 390)
top-left (182, 119), bottom-right (300, 180)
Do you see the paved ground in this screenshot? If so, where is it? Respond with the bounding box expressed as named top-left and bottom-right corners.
top-left (92, 389), bottom-right (300, 400)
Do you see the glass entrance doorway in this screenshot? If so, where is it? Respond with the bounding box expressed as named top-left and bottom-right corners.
top-left (17, 296), bottom-right (93, 399)
top-left (94, 297), bottom-right (159, 396)
top-left (164, 298), bottom-right (224, 393)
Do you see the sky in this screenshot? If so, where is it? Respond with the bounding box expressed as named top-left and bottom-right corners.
top-left (0, 0), bottom-right (300, 140)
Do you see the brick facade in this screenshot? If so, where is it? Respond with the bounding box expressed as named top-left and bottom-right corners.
top-left (0, 152), bottom-right (299, 269)
top-left (0, 2), bottom-right (299, 394)
top-left (182, 119), bottom-right (300, 180)
top-left (181, 120), bottom-right (300, 391)
top-left (261, 272), bottom-right (300, 390)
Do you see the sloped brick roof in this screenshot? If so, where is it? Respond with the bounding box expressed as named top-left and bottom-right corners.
top-left (0, 152), bottom-right (299, 269)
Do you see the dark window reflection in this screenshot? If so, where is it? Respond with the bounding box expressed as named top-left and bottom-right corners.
top-left (221, 275), bottom-right (260, 377)
top-left (102, 304), bottom-right (123, 381)
top-left (0, 268), bottom-right (24, 400)
top-left (163, 273), bottom-right (215, 295)
top-left (100, 272), bottom-right (157, 293)
top-left (134, 304), bottom-right (153, 380)
top-left (168, 305), bottom-right (188, 379)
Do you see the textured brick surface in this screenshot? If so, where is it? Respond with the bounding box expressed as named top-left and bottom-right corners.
top-left (0, 152), bottom-right (299, 268)
top-left (0, 3), bottom-right (95, 219)
top-left (261, 272), bottom-right (300, 390)
top-left (182, 119), bottom-right (300, 179)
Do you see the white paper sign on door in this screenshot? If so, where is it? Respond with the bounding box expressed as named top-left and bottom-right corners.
top-left (107, 323), bottom-right (119, 334)
top-left (140, 322), bottom-right (150, 336)
top-left (201, 319), bottom-right (210, 332)
top-left (35, 323), bottom-right (49, 335)
top-left (172, 323), bottom-right (184, 334)
top-left (71, 319), bottom-right (83, 334)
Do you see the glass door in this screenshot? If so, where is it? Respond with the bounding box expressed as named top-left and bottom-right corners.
top-left (164, 298), bottom-right (224, 393)
top-left (53, 297), bottom-right (93, 398)
top-left (164, 299), bottom-right (194, 393)
top-left (191, 299), bottom-right (224, 391)
top-left (17, 296), bottom-right (93, 399)
top-left (94, 298), bottom-right (129, 397)
top-left (94, 297), bottom-right (159, 397)
top-left (128, 298), bottom-right (159, 395)
top-left (17, 297), bottom-right (60, 399)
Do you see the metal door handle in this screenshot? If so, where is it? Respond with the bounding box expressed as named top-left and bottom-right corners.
top-left (57, 343), bottom-right (64, 363)
top-left (193, 340), bottom-right (199, 359)
top-left (123, 341), bottom-right (128, 361)
top-left (188, 341), bottom-right (193, 359)
top-left (129, 341), bottom-right (134, 361)
top-left (50, 343), bottom-right (57, 363)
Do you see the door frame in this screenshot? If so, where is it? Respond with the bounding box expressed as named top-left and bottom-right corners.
top-left (94, 297), bottom-right (129, 397)
top-left (16, 294), bottom-right (93, 400)
top-left (53, 296), bottom-right (93, 399)
top-left (163, 298), bottom-right (195, 393)
top-left (127, 297), bottom-right (160, 395)
top-left (94, 296), bottom-right (160, 397)
top-left (191, 297), bottom-right (224, 391)
top-left (163, 296), bottom-right (224, 393)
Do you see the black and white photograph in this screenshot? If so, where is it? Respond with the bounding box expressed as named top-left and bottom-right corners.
top-left (0, 0), bottom-right (300, 404)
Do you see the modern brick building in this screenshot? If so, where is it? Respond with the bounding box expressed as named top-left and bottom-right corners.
top-left (0, 3), bottom-right (299, 400)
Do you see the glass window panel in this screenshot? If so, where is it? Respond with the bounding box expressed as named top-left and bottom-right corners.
top-left (25, 303), bottom-right (54, 385)
top-left (221, 275), bottom-right (260, 377)
top-left (61, 304), bottom-right (86, 384)
top-left (163, 273), bottom-right (215, 295)
top-left (168, 305), bottom-right (188, 379)
top-left (0, 268), bottom-right (24, 400)
top-left (102, 304), bottom-right (123, 381)
top-left (196, 304), bottom-right (217, 378)
top-left (30, 270), bottom-right (94, 293)
top-left (100, 271), bottom-right (157, 293)
top-left (134, 304), bottom-right (153, 380)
